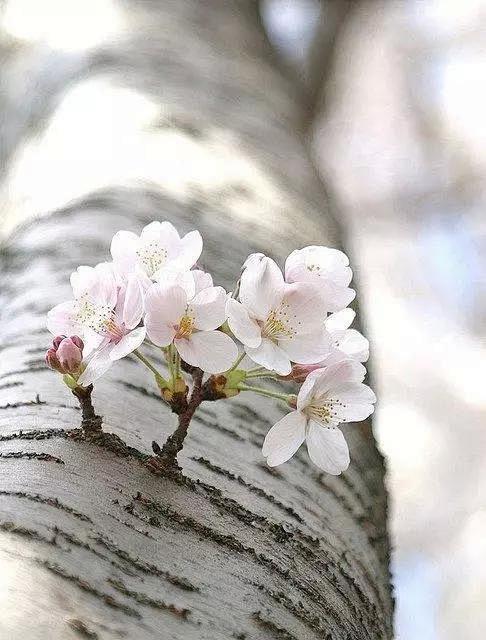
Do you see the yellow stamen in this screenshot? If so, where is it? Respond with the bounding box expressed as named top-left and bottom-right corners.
top-left (175, 314), bottom-right (195, 339)
top-left (136, 241), bottom-right (168, 276)
top-left (262, 303), bottom-right (296, 342)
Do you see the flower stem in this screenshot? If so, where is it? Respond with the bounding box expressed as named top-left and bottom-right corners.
top-left (134, 350), bottom-right (168, 386)
top-left (245, 372), bottom-right (279, 380)
top-left (246, 366), bottom-right (266, 374)
top-left (227, 351), bottom-right (246, 373)
top-left (174, 350), bottom-right (181, 380)
top-left (237, 383), bottom-right (291, 403)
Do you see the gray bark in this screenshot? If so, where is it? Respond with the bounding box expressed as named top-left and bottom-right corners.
top-left (0, 2), bottom-right (392, 639)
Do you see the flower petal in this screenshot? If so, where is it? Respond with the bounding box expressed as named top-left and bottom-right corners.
top-left (305, 359), bottom-right (367, 400)
top-left (329, 383), bottom-right (376, 422)
top-left (141, 220), bottom-right (179, 248)
top-left (145, 284), bottom-right (187, 325)
top-left (297, 372), bottom-right (318, 409)
top-left (337, 329), bottom-right (369, 363)
top-left (78, 348), bottom-right (114, 385)
top-left (239, 256), bottom-right (284, 320)
top-left (47, 301), bottom-right (78, 336)
top-left (262, 411), bottom-right (307, 467)
top-left (175, 330), bottom-right (238, 373)
top-left (322, 282), bottom-right (356, 312)
top-left (281, 282), bottom-right (328, 333)
top-left (145, 320), bottom-right (176, 347)
top-left (81, 328), bottom-right (106, 355)
top-left (144, 284), bottom-right (186, 346)
top-left (153, 268), bottom-right (196, 299)
top-left (109, 327), bottom-right (146, 361)
top-left (89, 263), bottom-right (118, 307)
top-left (325, 308), bottom-right (355, 332)
top-left (243, 253), bottom-right (265, 269)
top-left (280, 329), bottom-right (332, 364)
top-left (245, 338), bottom-right (291, 375)
top-left (226, 298), bottom-right (262, 348)
top-left (285, 246), bottom-right (355, 312)
top-left (285, 246), bottom-right (352, 287)
top-left (70, 266), bottom-right (95, 299)
top-left (176, 230), bottom-right (203, 270)
top-left (122, 275), bottom-right (144, 329)
top-left (110, 231), bottom-right (139, 277)
top-left (192, 269), bottom-right (213, 294)
top-left (190, 286), bottom-right (226, 331)
top-left (306, 422), bottom-right (350, 474)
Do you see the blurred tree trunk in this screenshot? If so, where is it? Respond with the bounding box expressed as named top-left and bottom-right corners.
top-left (0, 1), bottom-right (392, 639)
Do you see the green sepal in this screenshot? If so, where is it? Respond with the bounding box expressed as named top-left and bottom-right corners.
top-left (63, 374), bottom-right (79, 390)
top-left (225, 369), bottom-right (247, 389)
top-left (155, 373), bottom-right (169, 390)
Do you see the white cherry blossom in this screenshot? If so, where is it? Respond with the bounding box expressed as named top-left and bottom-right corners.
top-left (47, 263), bottom-right (146, 384)
top-left (144, 284), bottom-right (238, 373)
top-left (262, 359), bottom-right (376, 474)
top-left (323, 308), bottom-right (369, 364)
top-left (285, 246), bottom-right (355, 312)
top-left (227, 255), bottom-right (331, 375)
top-left (111, 221), bottom-right (202, 286)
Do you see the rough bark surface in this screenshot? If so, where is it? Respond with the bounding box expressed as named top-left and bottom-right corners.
top-left (0, 2), bottom-right (392, 639)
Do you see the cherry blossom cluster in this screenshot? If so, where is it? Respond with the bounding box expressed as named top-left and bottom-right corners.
top-left (46, 220), bottom-right (375, 475)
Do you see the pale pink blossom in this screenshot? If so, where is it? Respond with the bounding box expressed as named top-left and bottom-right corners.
top-left (227, 255), bottom-right (331, 375)
top-left (144, 284), bottom-right (238, 373)
top-left (285, 246), bottom-right (355, 312)
top-left (47, 263), bottom-right (146, 385)
top-left (111, 221), bottom-right (202, 286)
top-left (323, 308), bottom-right (369, 364)
top-left (262, 360), bottom-right (376, 474)
top-left (282, 309), bottom-right (369, 382)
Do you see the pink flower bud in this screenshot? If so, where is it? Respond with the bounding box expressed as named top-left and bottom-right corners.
top-left (52, 335), bottom-right (65, 349)
top-left (46, 336), bottom-right (84, 374)
top-left (70, 335), bottom-right (84, 350)
top-left (281, 363), bottom-right (322, 383)
top-left (45, 348), bottom-right (63, 373)
top-left (57, 338), bottom-right (83, 373)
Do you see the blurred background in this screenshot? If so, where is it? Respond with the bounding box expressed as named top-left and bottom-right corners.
top-left (0, 1), bottom-right (485, 638)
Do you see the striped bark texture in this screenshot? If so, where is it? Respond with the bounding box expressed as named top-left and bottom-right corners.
top-left (0, 2), bottom-right (392, 639)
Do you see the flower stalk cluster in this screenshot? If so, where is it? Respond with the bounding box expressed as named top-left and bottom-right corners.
top-left (46, 220), bottom-right (375, 475)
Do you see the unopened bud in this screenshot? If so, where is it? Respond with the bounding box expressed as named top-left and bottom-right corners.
top-left (45, 348), bottom-right (63, 373)
top-left (57, 338), bottom-right (83, 373)
top-left (46, 335), bottom-right (84, 375)
top-left (70, 336), bottom-right (84, 350)
top-left (52, 335), bottom-right (65, 349)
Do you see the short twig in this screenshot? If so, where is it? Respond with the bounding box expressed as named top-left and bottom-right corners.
top-left (150, 368), bottom-right (204, 474)
top-left (72, 385), bottom-right (102, 435)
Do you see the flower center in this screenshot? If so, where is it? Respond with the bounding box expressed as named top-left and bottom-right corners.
top-left (75, 295), bottom-right (125, 343)
top-left (104, 318), bottom-right (126, 344)
top-left (305, 397), bottom-right (346, 427)
top-left (306, 403), bottom-right (332, 424)
top-left (136, 241), bottom-right (168, 277)
top-left (175, 314), bottom-right (195, 340)
top-left (261, 304), bottom-right (296, 342)
top-left (306, 263), bottom-right (321, 274)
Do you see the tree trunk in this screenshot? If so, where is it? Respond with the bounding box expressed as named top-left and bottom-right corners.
top-left (0, 2), bottom-right (392, 639)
